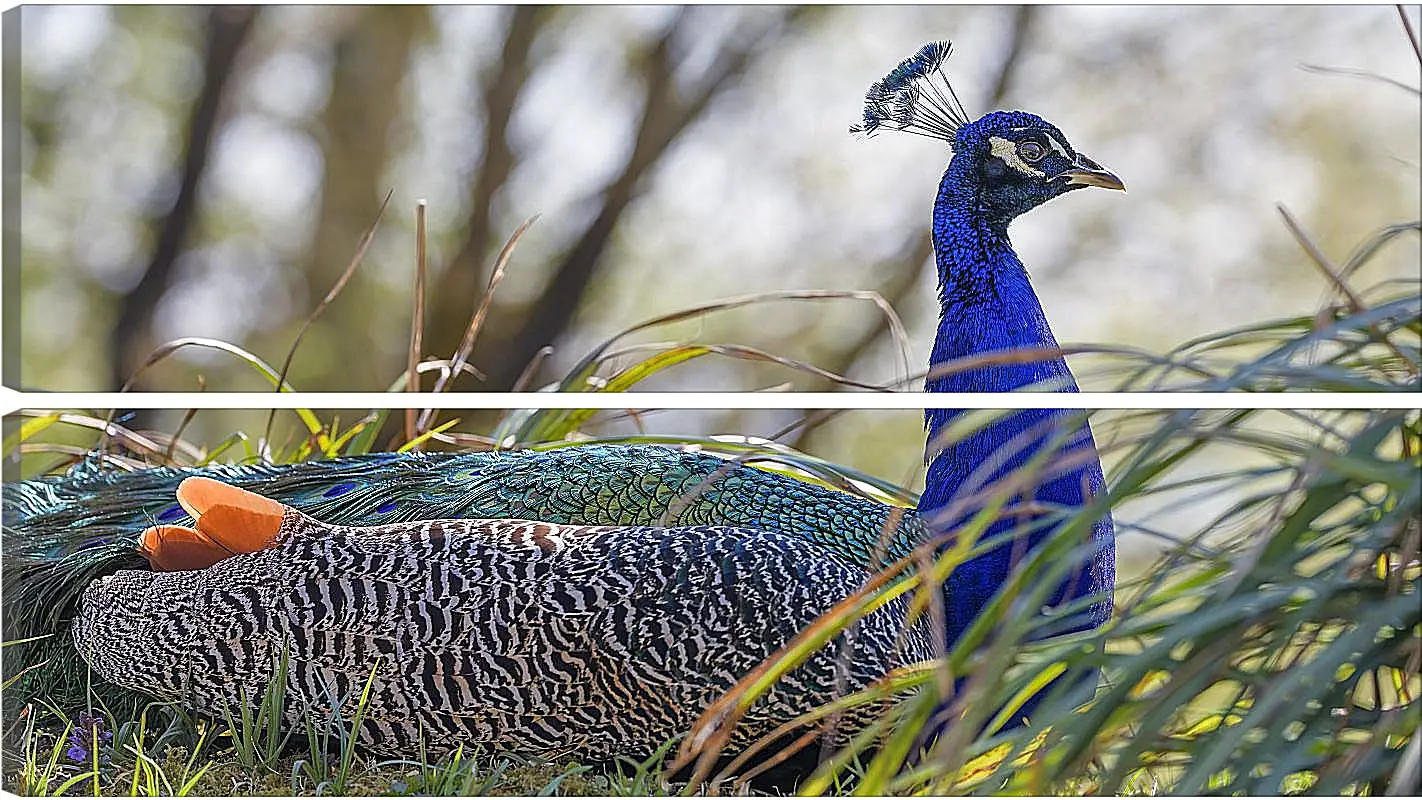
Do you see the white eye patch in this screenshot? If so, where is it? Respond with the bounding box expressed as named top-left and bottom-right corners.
top-left (989, 135), bottom-right (1045, 178)
top-left (1044, 135), bottom-right (1070, 159)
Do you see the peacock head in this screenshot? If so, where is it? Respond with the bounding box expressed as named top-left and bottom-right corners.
top-left (853, 42), bottom-right (1124, 226)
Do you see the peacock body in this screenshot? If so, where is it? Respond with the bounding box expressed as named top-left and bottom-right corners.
top-left (74, 511), bottom-right (930, 761)
top-left (5, 446), bottom-right (922, 715)
top-left (4, 41), bottom-right (1122, 771)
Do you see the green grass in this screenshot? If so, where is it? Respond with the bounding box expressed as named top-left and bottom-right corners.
top-left (2, 186), bottom-right (1418, 793)
top-left (6, 700), bottom-right (624, 797)
top-left (6, 404), bottom-right (1415, 795)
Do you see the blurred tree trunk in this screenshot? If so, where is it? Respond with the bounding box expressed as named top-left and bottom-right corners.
top-left (299, 6), bottom-right (429, 389)
top-left (108, 5), bottom-right (259, 391)
top-left (424, 5), bottom-right (550, 387)
top-left (449, 7), bottom-right (816, 392)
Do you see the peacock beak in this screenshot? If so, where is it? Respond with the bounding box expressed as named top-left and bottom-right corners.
top-left (1061, 153), bottom-right (1125, 191)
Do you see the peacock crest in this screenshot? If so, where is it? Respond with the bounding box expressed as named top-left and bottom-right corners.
top-left (850, 40), bottom-right (970, 142)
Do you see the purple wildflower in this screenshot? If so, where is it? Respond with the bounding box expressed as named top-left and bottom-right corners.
top-left (65, 711), bottom-right (112, 764)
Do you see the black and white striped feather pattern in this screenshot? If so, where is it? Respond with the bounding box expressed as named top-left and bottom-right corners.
top-left (6, 446), bottom-right (927, 715)
top-left (75, 511), bottom-right (931, 760)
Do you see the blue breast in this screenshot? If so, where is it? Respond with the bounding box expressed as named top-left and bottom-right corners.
top-left (919, 155), bottom-right (1115, 648)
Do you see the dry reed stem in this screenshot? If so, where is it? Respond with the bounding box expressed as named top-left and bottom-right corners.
top-left (416, 216), bottom-right (539, 433)
top-left (261, 189), bottom-right (395, 452)
top-left (406, 200), bottom-right (428, 444)
top-left (1276, 204), bottom-right (1419, 377)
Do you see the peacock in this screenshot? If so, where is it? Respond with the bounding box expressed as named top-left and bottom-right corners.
top-left (3, 41), bottom-right (1121, 771)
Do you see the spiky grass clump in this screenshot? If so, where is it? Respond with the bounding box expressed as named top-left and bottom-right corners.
top-left (665, 407), bottom-right (1418, 795)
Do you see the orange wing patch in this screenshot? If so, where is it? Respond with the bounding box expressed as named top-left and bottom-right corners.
top-left (138, 477), bottom-right (289, 572)
top-left (138, 525), bottom-right (230, 572)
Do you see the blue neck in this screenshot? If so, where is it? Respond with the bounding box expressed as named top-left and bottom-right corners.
top-left (924, 157), bottom-right (1075, 395)
top-left (918, 157), bottom-right (1114, 648)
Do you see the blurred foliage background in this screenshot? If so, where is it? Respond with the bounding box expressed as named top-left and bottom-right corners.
top-left (10, 5), bottom-right (1418, 396)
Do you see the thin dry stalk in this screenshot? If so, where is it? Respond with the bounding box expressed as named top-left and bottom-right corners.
top-left (417, 215), bottom-right (539, 432)
top-left (598, 341), bottom-right (895, 392)
top-left (919, 342), bottom-right (1215, 388)
top-left (510, 346), bottom-right (555, 393)
top-left (406, 199), bottom-right (429, 444)
top-left (17, 410), bottom-right (169, 462)
top-left (102, 337), bottom-right (293, 468)
top-left (16, 442), bottom-right (146, 472)
top-left (605, 290), bottom-right (908, 367)
top-left (261, 189), bottom-right (395, 451)
top-left (1400, 4), bottom-right (1421, 65)
top-left (162, 405), bottom-right (202, 465)
top-left (410, 359), bottom-right (486, 385)
top-left (1276, 204), bottom-right (1419, 376)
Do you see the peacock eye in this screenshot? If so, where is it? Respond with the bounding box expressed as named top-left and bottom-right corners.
top-left (1018, 141), bottom-right (1046, 163)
